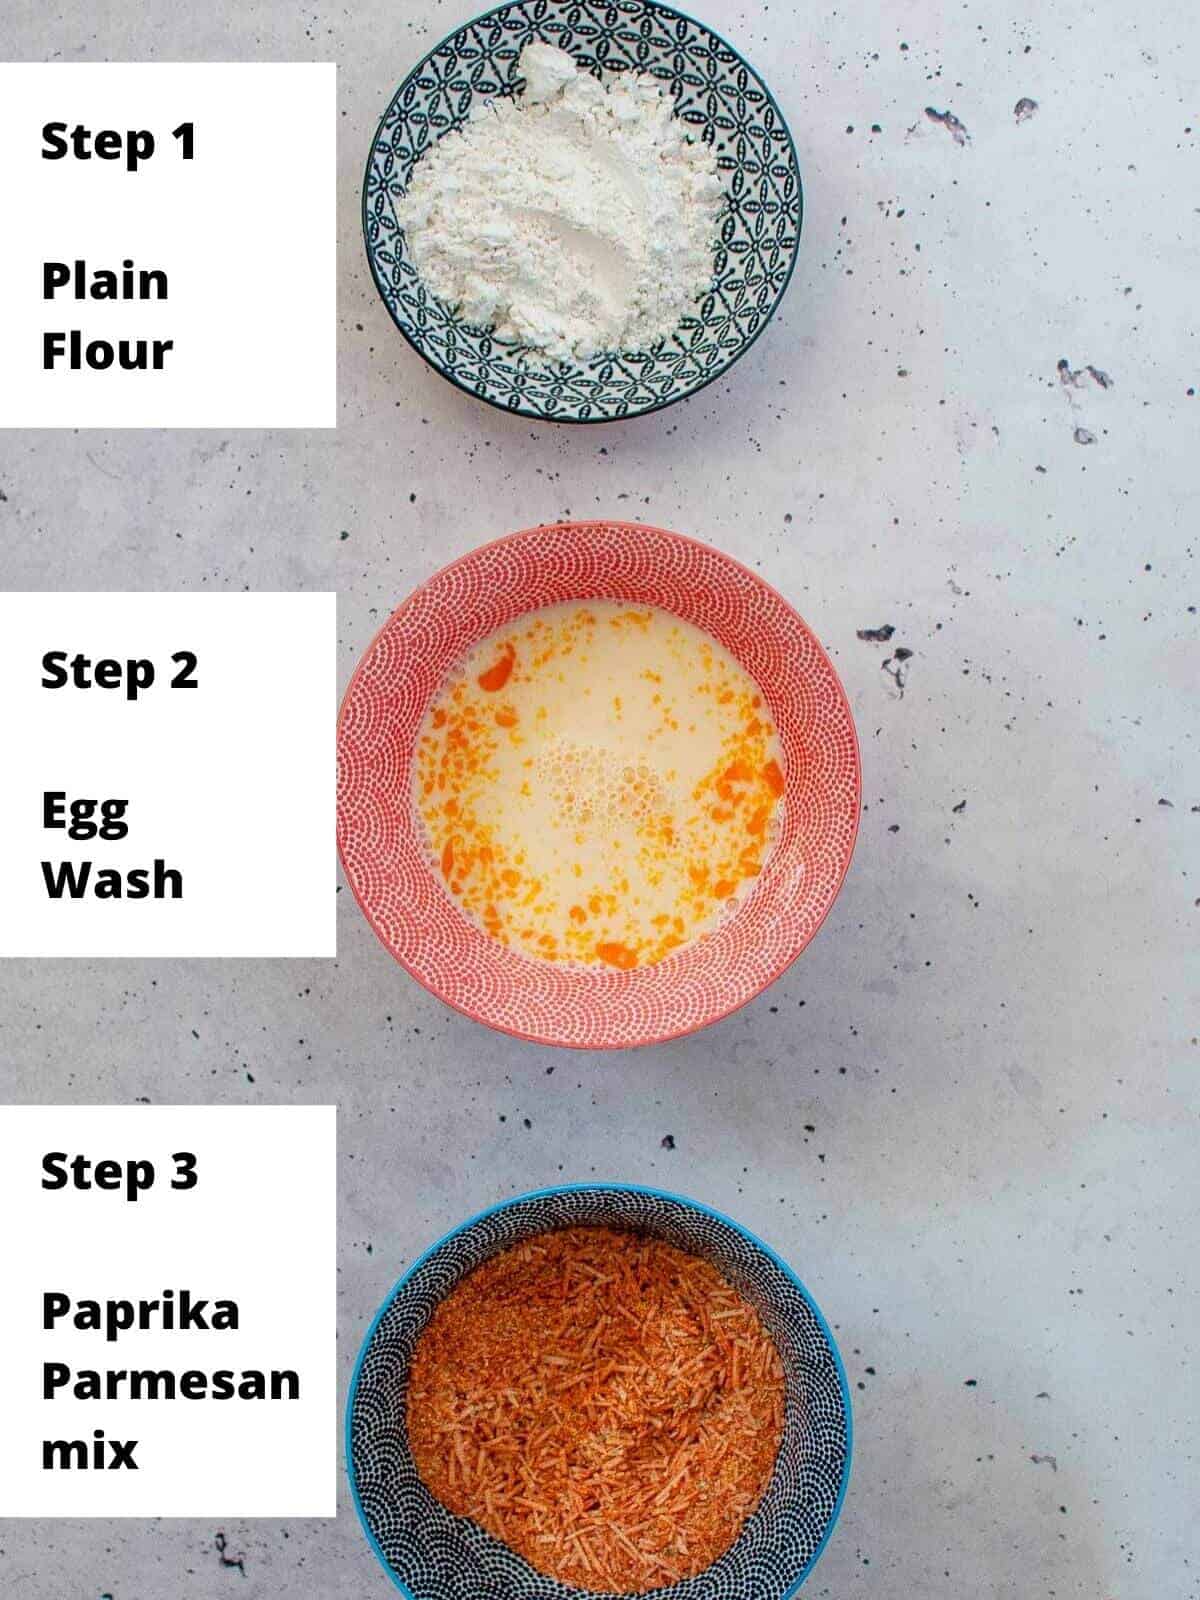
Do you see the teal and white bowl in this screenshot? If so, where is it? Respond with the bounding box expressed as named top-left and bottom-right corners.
top-left (348, 1185), bottom-right (850, 1599)
top-left (363, 0), bottom-right (803, 422)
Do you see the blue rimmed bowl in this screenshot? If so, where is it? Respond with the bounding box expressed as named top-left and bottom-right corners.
top-left (348, 1184), bottom-right (850, 1599)
top-left (362, 0), bottom-right (803, 422)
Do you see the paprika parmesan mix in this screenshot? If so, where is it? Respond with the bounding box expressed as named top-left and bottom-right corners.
top-left (406, 1226), bottom-right (787, 1593)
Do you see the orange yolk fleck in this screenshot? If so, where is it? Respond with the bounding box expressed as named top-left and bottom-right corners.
top-left (478, 644), bottom-right (516, 693)
top-left (762, 758), bottom-right (785, 797)
top-left (595, 941), bottom-right (638, 970)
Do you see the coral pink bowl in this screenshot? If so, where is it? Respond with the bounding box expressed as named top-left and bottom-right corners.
top-left (337, 522), bottom-right (861, 1049)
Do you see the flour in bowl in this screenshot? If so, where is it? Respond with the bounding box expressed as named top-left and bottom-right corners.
top-left (395, 43), bottom-right (725, 361)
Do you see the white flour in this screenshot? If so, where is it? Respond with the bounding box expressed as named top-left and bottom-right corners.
top-left (396, 43), bottom-right (724, 361)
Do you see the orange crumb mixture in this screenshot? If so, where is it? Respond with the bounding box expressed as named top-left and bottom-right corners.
top-left (413, 601), bottom-right (786, 968)
top-left (406, 1226), bottom-right (786, 1594)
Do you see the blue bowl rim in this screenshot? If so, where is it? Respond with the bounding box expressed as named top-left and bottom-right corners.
top-left (361, 0), bottom-right (805, 425)
top-left (347, 1180), bottom-right (853, 1599)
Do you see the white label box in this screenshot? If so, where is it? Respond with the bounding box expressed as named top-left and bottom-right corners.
top-left (0, 1105), bottom-right (336, 1517)
top-left (0, 591), bottom-right (335, 957)
top-left (0, 64), bottom-right (336, 428)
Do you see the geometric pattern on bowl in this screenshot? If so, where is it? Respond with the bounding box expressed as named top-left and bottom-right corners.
top-left (348, 1184), bottom-right (851, 1600)
top-left (337, 522), bottom-right (860, 1049)
top-left (362, 0), bottom-right (803, 422)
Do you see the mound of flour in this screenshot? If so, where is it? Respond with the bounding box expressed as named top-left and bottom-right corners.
top-left (396, 43), bottom-right (724, 361)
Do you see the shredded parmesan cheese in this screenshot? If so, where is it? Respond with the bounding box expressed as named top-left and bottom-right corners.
top-left (406, 1226), bottom-right (786, 1594)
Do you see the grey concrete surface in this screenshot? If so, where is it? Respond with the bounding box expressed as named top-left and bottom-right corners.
top-left (1, 0), bottom-right (1197, 1596)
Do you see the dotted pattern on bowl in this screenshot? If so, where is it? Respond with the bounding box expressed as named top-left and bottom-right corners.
top-left (363, 0), bottom-right (802, 421)
top-left (350, 1187), bottom-right (850, 1600)
top-left (337, 522), bottom-right (861, 1049)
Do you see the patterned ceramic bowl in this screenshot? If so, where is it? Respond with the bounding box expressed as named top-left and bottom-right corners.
top-left (337, 521), bottom-right (860, 1048)
top-left (348, 1184), bottom-right (851, 1600)
top-left (363, 0), bottom-right (802, 421)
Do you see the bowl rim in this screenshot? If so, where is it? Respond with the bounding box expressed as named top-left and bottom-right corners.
top-left (346, 1180), bottom-right (854, 1600)
top-left (335, 520), bottom-right (863, 1050)
top-left (361, 0), bottom-right (805, 424)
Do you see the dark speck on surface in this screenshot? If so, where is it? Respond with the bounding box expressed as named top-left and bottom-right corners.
top-left (857, 624), bottom-right (895, 642)
top-left (1074, 426), bottom-right (1097, 445)
top-left (1059, 358), bottom-right (1113, 390)
top-left (661, 1134), bottom-right (676, 1150)
top-left (1014, 96), bottom-right (1038, 122)
top-left (952, 799), bottom-right (967, 813)
top-left (964, 1378), bottom-right (978, 1387)
top-left (883, 649), bottom-right (912, 696)
top-left (215, 1532), bottom-right (245, 1576)
top-left (925, 106), bottom-right (970, 145)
